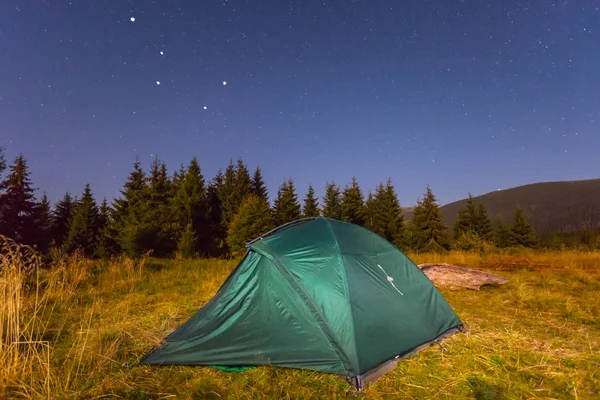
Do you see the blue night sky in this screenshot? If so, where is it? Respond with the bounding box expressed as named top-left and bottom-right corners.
top-left (1, 0), bottom-right (599, 207)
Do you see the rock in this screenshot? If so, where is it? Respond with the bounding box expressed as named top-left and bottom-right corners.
top-left (417, 263), bottom-right (509, 290)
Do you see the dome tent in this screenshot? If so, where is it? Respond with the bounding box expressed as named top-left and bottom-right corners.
top-left (141, 217), bottom-right (464, 390)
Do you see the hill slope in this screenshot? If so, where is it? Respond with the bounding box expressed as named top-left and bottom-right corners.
top-left (439, 179), bottom-right (600, 234)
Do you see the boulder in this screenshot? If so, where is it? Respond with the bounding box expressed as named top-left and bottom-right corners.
top-left (417, 263), bottom-right (509, 290)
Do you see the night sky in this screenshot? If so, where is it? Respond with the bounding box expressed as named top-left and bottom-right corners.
top-left (2, 1), bottom-right (599, 206)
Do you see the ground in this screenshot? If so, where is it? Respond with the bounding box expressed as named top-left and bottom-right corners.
top-left (2, 250), bottom-right (599, 399)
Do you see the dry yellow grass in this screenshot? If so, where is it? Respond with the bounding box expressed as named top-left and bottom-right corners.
top-left (1, 247), bottom-right (599, 399)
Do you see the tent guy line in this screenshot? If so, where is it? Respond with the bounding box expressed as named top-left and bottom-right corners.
top-left (377, 264), bottom-right (404, 295)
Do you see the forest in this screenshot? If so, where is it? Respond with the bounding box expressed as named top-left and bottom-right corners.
top-left (0, 147), bottom-right (549, 261)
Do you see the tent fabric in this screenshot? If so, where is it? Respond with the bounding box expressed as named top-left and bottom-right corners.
top-left (141, 218), bottom-right (463, 386)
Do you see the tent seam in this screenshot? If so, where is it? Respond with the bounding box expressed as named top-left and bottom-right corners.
top-left (263, 242), bottom-right (356, 375)
top-left (325, 218), bottom-right (361, 375)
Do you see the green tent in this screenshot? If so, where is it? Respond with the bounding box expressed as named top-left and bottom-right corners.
top-left (141, 218), bottom-right (464, 390)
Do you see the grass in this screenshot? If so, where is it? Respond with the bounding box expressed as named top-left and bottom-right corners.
top-left (1, 245), bottom-right (599, 399)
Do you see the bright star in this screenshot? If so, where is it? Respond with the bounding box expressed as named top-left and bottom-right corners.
top-left (130, 17), bottom-right (135, 22)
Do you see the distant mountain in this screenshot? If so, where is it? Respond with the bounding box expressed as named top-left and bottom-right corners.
top-left (438, 179), bottom-right (600, 234)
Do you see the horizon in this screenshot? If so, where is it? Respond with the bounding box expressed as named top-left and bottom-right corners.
top-left (1, 146), bottom-right (598, 208)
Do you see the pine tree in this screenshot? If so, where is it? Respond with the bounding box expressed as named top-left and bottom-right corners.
top-left (251, 166), bottom-right (269, 202)
top-left (172, 157), bottom-right (209, 256)
top-left (302, 184), bottom-right (320, 217)
top-left (341, 177), bottom-right (366, 226)
top-left (0, 154), bottom-right (39, 245)
top-left (494, 218), bottom-right (512, 248)
top-left (207, 170), bottom-right (227, 256)
top-left (52, 192), bottom-right (76, 248)
top-left (408, 186), bottom-right (449, 252)
top-left (147, 157), bottom-right (176, 255)
top-left (112, 158), bottom-right (151, 258)
top-left (95, 198), bottom-right (118, 258)
top-left (366, 179), bottom-right (406, 249)
top-left (454, 194), bottom-right (493, 240)
top-left (322, 183), bottom-right (342, 220)
top-left (510, 207), bottom-right (537, 248)
top-left (0, 147), bottom-right (6, 178)
top-left (63, 184), bottom-right (101, 256)
top-left (454, 194), bottom-right (479, 239)
top-left (33, 193), bottom-right (52, 252)
top-left (220, 160), bottom-right (238, 227)
top-left (227, 194), bottom-right (274, 255)
top-left (273, 179), bottom-right (302, 226)
top-left (475, 203), bottom-right (493, 239)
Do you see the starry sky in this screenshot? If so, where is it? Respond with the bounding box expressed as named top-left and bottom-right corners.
top-left (1, 0), bottom-right (599, 207)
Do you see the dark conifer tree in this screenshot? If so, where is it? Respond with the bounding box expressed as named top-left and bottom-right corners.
top-left (341, 177), bottom-right (366, 226)
top-left (322, 183), bottom-right (342, 220)
top-left (454, 194), bottom-right (493, 240)
top-left (367, 179), bottom-right (405, 249)
top-left (112, 158), bottom-right (151, 258)
top-left (207, 170), bottom-right (227, 256)
top-left (0, 155), bottom-right (39, 245)
top-left (220, 160), bottom-right (237, 227)
top-left (0, 147), bottom-right (6, 178)
top-left (302, 184), bottom-right (320, 217)
top-left (63, 184), bottom-right (101, 256)
top-left (409, 186), bottom-right (449, 252)
top-left (95, 198), bottom-right (118, 258)
top-left (510, 207), bottom-right (537, 247)
top-left (227, 194), bottom-right (273, 255)
top-left (454, 194), bottom-right (479, 239)
top-left (251, 166), bottom-right (269, 202)
top-left (172, 157), bottom-right (210, 256)
top-left (475, 203), bottom-right (493, 239)
top-left (52, 192), bottom-right (76, 248)
top-left (494, 218), bottom-right (512, 248)
top-left (273, 179), bottom-right (302, 226)
top-left (145, 157), bottom-right (176, 255)
top-left (33, 193), bottom-right (52, 252)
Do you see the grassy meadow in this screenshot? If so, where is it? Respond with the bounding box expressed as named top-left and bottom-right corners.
top-left (1, 242), bottom-right (599, 399)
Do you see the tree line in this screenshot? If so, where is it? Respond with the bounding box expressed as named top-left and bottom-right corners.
top-left (0, 148), bottom-right (541, 260)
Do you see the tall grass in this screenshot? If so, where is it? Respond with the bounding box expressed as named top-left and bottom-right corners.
top-left (0, 246), bottom-right (598, 398)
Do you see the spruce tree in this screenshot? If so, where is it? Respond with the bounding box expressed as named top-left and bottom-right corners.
top-left (475, 203), bottom-right (493, 239)
top-left (251, 166), bottom-right (269, 202)
top-left (0, 154), bottom-right (39, 245)
top-left (494, 218), bottom-right (512, 248)
top-left (227, 194), bottom-right (273, 255)
top-left (341, 177), bottom-right (366, 226)
top-left (220, 160), bottom-right (237, 227)
top-left (0, 147), bottom-right (6, 178)
top-left (273, 179), bottom-right (302, 226)
top-left (172, 157), bottom-right (209, 256)
top-left (510, 207), bottom-right (537, 247)
top-left (454, 194), bottom-right (493, 241)
top-left (302, 184), bottom-right (320, 217)
top-left (207, 170), bottom-right (227, 256)
top-left (322, 183), bottom-right (342, 220)
top-left (148, 157), bottom-right (176, 255)
top-left (33, 193), bottom-right (52, 252)
top-left (63, 184), bottom-right (101, 256)
top-left (52, 192), bottom-right (76, 248)
top-left (112, 158), bottom-right (151, 258)
top-left (453, 194), bottom-right (479, 239)
top-left (408, 186), bottom-right (449, 252)
top-left (95, 198), bottom-right (118, 258)
top-left (367, 179), bottom-right (406, 249)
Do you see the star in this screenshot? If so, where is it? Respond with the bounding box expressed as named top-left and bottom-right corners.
top-left (156, 81), bottom-right (160, 85)
top-left (130, 17), bottom-right (135, 22)
top-left (160, 51), bottom-right (164, 55)
top-left (222, 81), bottom-right (227, 86)
top-left (203, 106), bottom-right (207, 110)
